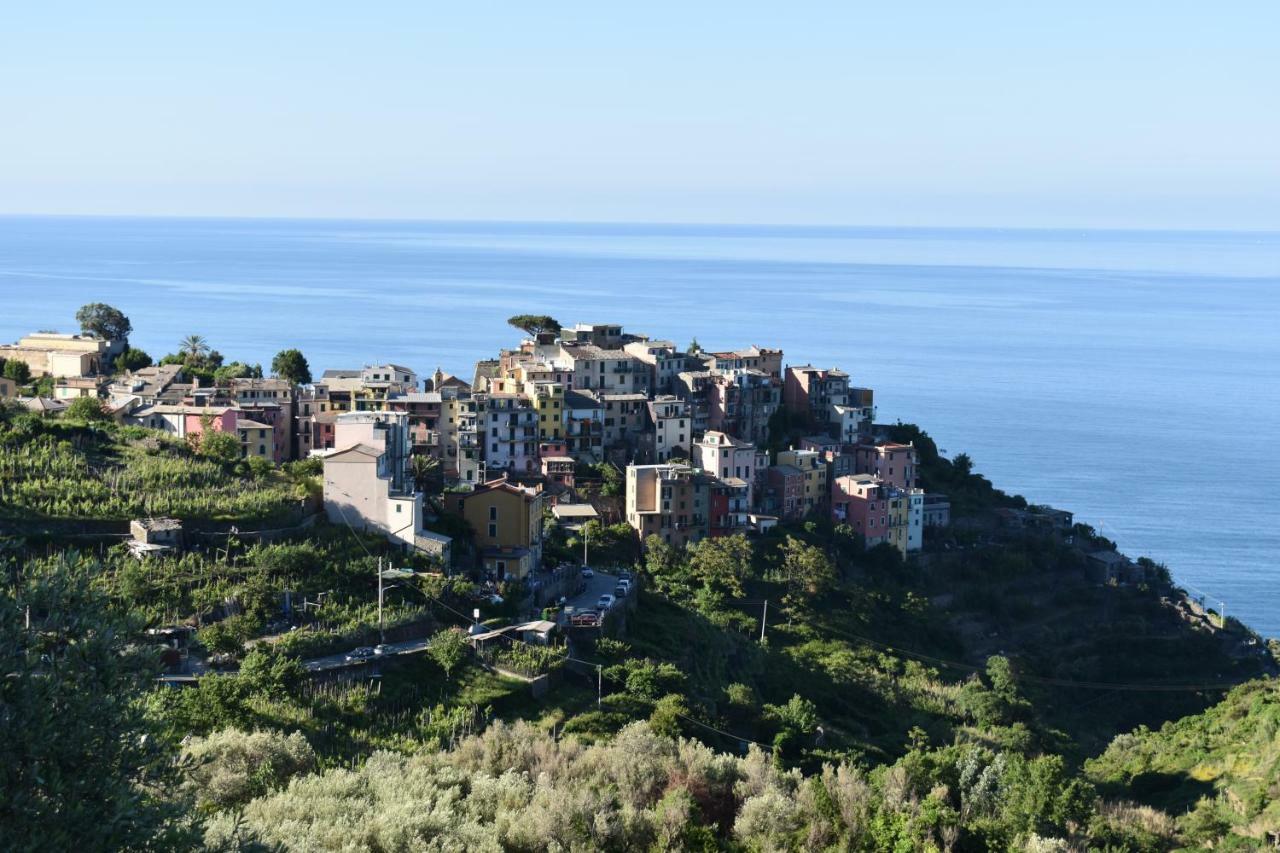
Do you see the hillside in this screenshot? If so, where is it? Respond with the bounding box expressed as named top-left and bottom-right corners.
top-left (0, 405), bottom-right (310, 529)
top-left (3, 405), bottom-right (1277, 851)
top-left (1087, 679), bottom-right (1280, 848)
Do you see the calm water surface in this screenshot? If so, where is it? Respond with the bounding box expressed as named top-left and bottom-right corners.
top-left (2, 217), bottom-right (1277, 635)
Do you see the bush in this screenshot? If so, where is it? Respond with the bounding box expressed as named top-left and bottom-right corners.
top-left (429, 627), bottom-right (471, 678)
top-left (181, 728), bottom-right (315, 812)
top-left (3, 358), bottom-right (32, 384)
top-left (64, 395), bottom-right (109, 422)
top-left (117, 347), bottom-right (153, 372)
top-left (198, 613), bottom-right (263, 657)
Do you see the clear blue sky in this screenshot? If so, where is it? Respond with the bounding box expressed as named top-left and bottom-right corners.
top-left (2, 2), bottom-right (1277, 228)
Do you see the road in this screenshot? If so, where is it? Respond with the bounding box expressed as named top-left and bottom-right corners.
top-left (302, 636), bottom-right (433, 672)
top-left (158, 635), bottom-right (434, 683)
top-left (560, 570), bottom-right (628, 623)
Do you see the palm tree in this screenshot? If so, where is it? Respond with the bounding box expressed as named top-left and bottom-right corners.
top-left (180, 334), bottom-right (210, 360)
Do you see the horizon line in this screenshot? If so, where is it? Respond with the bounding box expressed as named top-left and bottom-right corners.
top-left (1, 210), bottom-right (1278, 237)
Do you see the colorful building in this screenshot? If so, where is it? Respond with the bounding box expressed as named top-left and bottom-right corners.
top-left (694, 431), bottom-right (759, 505)
top-left (625, 463), bottom-right (710, 547)
top-left (456, 479), bottom-right (546, 580)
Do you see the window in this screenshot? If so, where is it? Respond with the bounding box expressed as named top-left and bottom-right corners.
top-left (395, 504), bottom-right (402, 513)
top-left (488, 523), bottom-right (497, 538)
top-left (489, 506), bottom-right (498, 521)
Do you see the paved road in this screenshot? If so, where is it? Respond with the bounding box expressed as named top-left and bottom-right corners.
top-left (303, 636), bottom-right (433, 672)
top-left (560, 570), bottom-right (629, 623)
top-left (158, 635), bottom-right (434, 683)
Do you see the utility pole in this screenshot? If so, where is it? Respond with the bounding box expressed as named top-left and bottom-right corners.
top-left (377, 557), bottom-right (385, 643)
top-left (582, 525), bottom-right (589, 567)
top-left (760, 599), bottom-right (768, 642)
top-left (597, 665), bottom-right (602, 708)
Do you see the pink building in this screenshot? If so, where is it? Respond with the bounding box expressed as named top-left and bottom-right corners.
top-left (830, 473), bottom-right (890, 547)
top-left (783, 365), bottom-right (849, 428)
top-left (128, 403), bottom-right (238, 439)
top-left (182, 408), bottom-right (238, 437)
top-left (854, 442), bottom-right (918, 490)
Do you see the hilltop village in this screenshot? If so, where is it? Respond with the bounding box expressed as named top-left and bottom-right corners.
top-left (5, 306), bottom-right (1278, 851)
top-left (2, 314), bottom-right (942, 577)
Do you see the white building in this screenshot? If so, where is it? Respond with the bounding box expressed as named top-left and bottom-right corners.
top-left (906, 488), bottom-right (925, 553)
top-left (323, 410), bottom-right (449, 559)
top-left (647, 395), bottom-right (691, 463)
top-left (693, 430), bottom-right (760, 506)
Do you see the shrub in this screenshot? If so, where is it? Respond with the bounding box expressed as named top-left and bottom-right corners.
top-left (181, 728), bottom-right (315, 812)
top-left (64, 395), bottom-right (109, 422)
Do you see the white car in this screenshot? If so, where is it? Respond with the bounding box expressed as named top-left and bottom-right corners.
top-left (596, 594), bottom-right (616, 611)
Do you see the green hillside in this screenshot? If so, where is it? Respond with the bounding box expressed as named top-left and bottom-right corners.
top-left (1088, 679), bottom-right (1280, 849)
top-left (0, 404), bottom-right (309, 526)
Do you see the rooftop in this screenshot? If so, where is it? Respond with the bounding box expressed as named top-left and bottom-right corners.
top-left (552, 504), bottom-right (600, 519)
top-left (325, 443), bottom-right (383, 461)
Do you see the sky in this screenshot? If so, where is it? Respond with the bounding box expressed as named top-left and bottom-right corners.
top-left (1, 2), bottom-right (1277, 229)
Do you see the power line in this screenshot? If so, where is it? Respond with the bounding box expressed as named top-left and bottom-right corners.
top-left (674, 711), bottom-right (774, 753)
top-left (804, 618), bottom-right (1246, 693)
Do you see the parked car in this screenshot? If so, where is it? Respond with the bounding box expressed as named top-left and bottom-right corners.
top-left (580, 566), bottom-right (594, 578)
top-left (614, 583), bottom-right (628, 598)
top-left (596, 594), bottom-right (616, 611)
top-left (570, 611), bottom-right (600, 627)
top-left (618, 570), bottom-right (633, 583)
top-left (373, 644), bottom-right (391, 657)
top-left (616, 578), bottom-right (632, 594)
top-left (345, 646), bottom-right (376, 662)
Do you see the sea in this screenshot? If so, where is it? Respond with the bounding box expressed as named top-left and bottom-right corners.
top-left (1, 216), bottom-right (1277, 636)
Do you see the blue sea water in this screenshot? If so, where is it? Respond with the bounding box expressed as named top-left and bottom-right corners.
top-left (2, 216), bottom-right (1278, 636)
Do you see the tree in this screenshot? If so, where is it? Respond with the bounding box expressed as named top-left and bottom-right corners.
top-left (3, 359), bottom-right (32, 384)
top-left (180, 334), bottom-right (211, 360)
top-left (65, 395), bottom-right (109, 422)
top-left (596, 462), bottom-right (624, 497)
top-left (506, 314), bottom-right (561, 337)
top-left (688, 534), bottom-right (754, 598)
top-left (212, 361), bottom-right (262, 383)
top-left (953, 453), bottom-right (974, 478)
top-left (116, 347), bottom-right (153, 372)
top-left (201, 431), bottom-right (242, 465)
top-left (270, 348), bottom-right (312, 385)
top-left (411, 454), bottom-right (443, 493)
top-left (0, 558), bottom-right (192, 848)
top-left (75, 302), bottom-right (132, 340)
top-left (428, 627), bottom-right (470, 678)
top-left (779, 536), bottom-right (836, 605)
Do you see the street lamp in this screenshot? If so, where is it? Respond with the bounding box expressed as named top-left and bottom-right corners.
top-left (376, 562), bottom-right (417, 642)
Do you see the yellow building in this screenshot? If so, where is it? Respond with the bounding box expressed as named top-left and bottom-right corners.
top-left (531, 381), bottom-right (564, 440)
top-left (457, 479), bottom-right (545, 580)
top-left (886, 492), bottom-right (910, 556)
